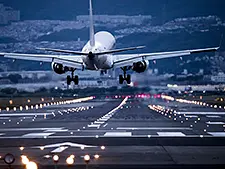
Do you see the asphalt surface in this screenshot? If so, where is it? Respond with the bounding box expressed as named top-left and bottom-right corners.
top-left (0, 95), bottom-right (225, 169)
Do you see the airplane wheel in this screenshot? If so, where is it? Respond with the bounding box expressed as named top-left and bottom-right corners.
top-left (67, 75), bottom-right (72, 85)
top-left (74, 75), bottom-right (79, 85)
top-left (126, 74), bottom-right (131, 84)
top-left (119, 75), bottom-right (124, 84)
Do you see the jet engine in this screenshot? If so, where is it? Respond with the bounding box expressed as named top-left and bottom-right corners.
top-left (51, 62), bottom-right (67, 74)
top-left (132, 60), bottom-right (149, 73)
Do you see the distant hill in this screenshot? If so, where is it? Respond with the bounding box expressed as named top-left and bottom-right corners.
top-left (1, 0), bottom-right (225, 21)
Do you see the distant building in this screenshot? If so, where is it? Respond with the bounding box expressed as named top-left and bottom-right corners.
top-left (76, 15), bottom-right (152, 25)
top-left (0, 4), bottom-right (20, 25)
top-left (211, 72), bottom-right (225, 83)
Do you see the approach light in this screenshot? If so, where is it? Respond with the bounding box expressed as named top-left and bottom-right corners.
top-left (26, 161), bottom-right (38, 169)
top-left (66, 156), bottom-right (74, 165)
top-left (84, 154), bottom-right (90, 163)
top-left (94, 154), bottom-right (100, 159)
top-left (21, 155), bottom-right (29, 165)
top-left (53, 155), bottom-right (59, 163)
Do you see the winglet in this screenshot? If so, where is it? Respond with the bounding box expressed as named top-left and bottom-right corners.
top-left (219, 33), bottom-right (223, 49)
top-left (89, 0), bottom-right (95, 47)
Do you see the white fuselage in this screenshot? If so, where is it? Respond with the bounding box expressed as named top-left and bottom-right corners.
top-left (81, 31), bottom-right (116, 70)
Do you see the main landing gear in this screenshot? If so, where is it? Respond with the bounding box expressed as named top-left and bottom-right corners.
top-left (119, 66), bottom-right (131, 84)
top-left (67, 69), bottom-right (79, 85)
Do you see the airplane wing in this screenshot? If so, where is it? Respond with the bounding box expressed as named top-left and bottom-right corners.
top-left (113, 47), bottom-right (219, 68)
top-left (0, 53), bottom-right (84, 70)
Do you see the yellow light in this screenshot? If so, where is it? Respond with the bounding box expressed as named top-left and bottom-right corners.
top-left (9, 100), bottom-right (13, 105)
top-left (27, 99), bottom-right (31, 103)
top-left (66, 157), bottom-right (74, 165)
top-left (20, 106), bottom-right (23, 111)
top-left (41, 98), bottom-right (44, 102)
top-left (25, 161), bottom-right (38, 169)
top-left (21, 155), bottom-right (29, 165)
top-left (94, 154), bottom-right (99, 159)
top-left (40, 147), bottom-right (44, 150)
top-left (70, 155), bottom-right (75, 159)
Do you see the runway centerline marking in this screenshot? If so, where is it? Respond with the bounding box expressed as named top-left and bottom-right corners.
top-left (157, 132), bottom-right (186, 137)
top-left (104, 132), bottom-right (132, 137)
top-left (22, 132), bottom-right (54, 138)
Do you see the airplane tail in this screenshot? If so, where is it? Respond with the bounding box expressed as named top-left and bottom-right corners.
top-left (89, 0), bottom-right (95, 47)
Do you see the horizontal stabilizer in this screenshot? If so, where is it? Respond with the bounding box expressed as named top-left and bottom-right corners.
top-left (36, 46), bottom-right (145, 56)
top-left (36, 48), bottom-right (89, 55)
top-left (95, 46), bottom-right (145, 55)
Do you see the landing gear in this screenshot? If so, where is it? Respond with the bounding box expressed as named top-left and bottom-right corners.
top-left (67, 69), bottom-right (79, 85)
top-left (119, 66), bottom-right (132, 84)
top-left (100, 70), bottom-right (107, 76)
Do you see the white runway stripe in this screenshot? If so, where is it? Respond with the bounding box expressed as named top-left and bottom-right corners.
top-left (177, 112), bottom-right (225, 115)
top-left (207, 115), bottom-right (221, 118)
top-left (94, 121), bottom-right (105, 124)
top-left (206, 122), bottom-right (225, 125)
top-left (157, 132), bottom-right (186, 137)
top-left (117, 127), bottom-right (192, 130)
top-left (87, 124), bottom-right (101, 128)
top-left (0, 128), bottom-right (64, 131)
top-left (208, 132), bottom-right (225, 137)
top-left (104, 132), bottom-right (132, 137)
top-left (0, 133), bottom-right (5, 136)
top-left (51, 146), bottom-right (68, 153)
top-left (0, 113), bottom-right (52, 117)
top-left (22, 133), bottom-right (54, 138)
top-left (44, 129), bottom-right (68, 132)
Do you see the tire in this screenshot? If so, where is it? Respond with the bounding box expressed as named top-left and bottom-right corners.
top-left (67, 75), bottom-right (71, 85)
top-left (126, 74), bottom-right (131, 84)
top-left (74, 75), bottom-right (79, 85)
top-left (119, 75), bottom-right (124, 84)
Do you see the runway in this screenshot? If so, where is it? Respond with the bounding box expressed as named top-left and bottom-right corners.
top-left (0, 94), bottom-right (225, 168)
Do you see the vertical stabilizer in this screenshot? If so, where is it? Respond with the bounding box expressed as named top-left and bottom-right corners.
top-left (89, 0), bottom-right (95, 47)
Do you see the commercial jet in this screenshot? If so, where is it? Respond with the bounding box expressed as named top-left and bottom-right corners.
top-left (0, 0), bottom-right (219, 85)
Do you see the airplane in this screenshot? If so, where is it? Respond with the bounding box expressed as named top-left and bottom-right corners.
top-left (0, 0), bottom-right (219, 85)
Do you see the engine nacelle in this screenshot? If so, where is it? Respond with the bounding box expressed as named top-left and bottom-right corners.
top-left (51, 62), bottom-right (67, 74)
top-left (132, 60), bottom-right (149, 73)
